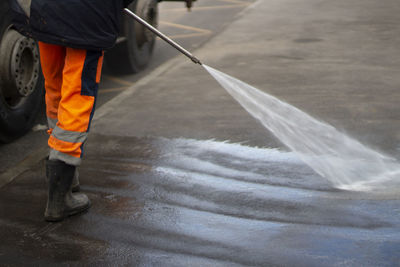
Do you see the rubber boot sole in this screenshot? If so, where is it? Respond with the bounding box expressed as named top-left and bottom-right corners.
top-left (45, 200), bottom-right (91, 222)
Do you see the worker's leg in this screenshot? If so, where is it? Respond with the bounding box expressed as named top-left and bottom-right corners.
top-left (48, 47), bottom-right (104, 166)
top-left (38, 42), bottom-right (65, 131)
top-left (44, 47), bottom-right (103, 221)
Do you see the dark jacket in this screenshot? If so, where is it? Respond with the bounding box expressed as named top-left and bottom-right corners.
top-left (10, 0), bottom-right (133, 50)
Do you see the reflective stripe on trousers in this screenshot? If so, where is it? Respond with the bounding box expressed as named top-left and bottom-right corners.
top-left (39, 42), bottom-right (104, 166)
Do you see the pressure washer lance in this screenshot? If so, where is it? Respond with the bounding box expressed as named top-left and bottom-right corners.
top-left (124, 8), bottom-right (202, 65)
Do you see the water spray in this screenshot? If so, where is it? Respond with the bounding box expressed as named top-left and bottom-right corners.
top-left (124, 8), bottom-right (202, 65)
top-left (126, 9), bottom-right (399, 191)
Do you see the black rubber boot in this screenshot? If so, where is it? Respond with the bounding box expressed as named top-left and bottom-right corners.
top-left (44, 159), bottom-right (90, 222)
top-left (45, 157), bottom-right (80, 192)
top-left (71, 168), bottom-right (80, 192)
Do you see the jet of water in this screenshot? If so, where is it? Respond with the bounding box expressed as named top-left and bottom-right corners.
top-left (204, 65), bottom-right (400, 191)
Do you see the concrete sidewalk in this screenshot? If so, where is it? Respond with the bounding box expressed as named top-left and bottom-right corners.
top-left (1, 0), bottom-right (400, 265)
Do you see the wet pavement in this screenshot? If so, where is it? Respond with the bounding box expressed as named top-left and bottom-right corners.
top-left (2, 0), bottom-right (400, 265)
top-left (1, 135), bottom-right (400, 266)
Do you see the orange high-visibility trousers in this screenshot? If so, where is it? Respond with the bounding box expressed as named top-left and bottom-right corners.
top-left (38, 42), bottom-right (104, 166)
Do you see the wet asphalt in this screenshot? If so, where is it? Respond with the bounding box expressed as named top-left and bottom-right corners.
top-left (2, 135), bottom-right (399, 266)
top-left (1, 0), bottom-right (400, 266)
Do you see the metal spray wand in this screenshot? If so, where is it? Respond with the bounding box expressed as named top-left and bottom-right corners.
top-left (123, 8), bottom-right (202, 65)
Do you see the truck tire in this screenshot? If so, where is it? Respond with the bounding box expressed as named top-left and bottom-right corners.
top-left (105, 0), bottom-right (159, 74)
top-left (0, 6), bottom-right (44, 143)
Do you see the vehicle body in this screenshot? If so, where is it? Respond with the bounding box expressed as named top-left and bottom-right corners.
top-left (0, 0), bottom-right (194, 142)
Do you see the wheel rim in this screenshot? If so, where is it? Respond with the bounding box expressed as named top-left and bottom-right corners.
top-left (0, 29), bottom-right (40, 109)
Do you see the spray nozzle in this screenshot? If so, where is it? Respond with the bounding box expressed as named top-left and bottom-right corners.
top-left (190, 56), bottom-right (202, 65)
